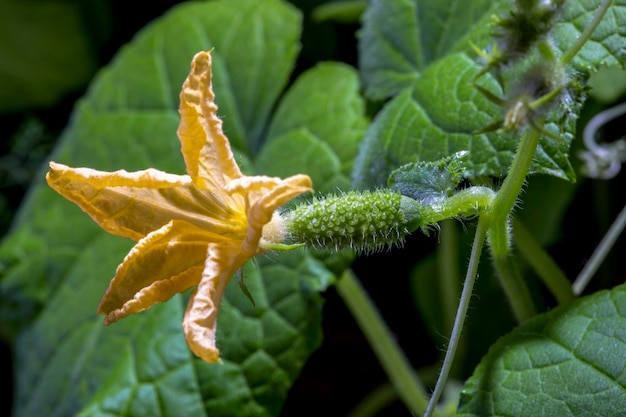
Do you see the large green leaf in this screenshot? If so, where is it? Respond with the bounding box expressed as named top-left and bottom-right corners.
top-left (82, 0), bottom-right (302, 155)
top-left (457, 284), bottom-right (626, 417)
top-left (353, 0), bottom-right (626, 186)
top-left (0, 0), bottom-right (357, 415)
top-left (13, 243), bottom-right (330, 417)
top-left (358, 0), bottom-right (497, 100)
top-left (359, 0), bottom-right (626, 101)
top-left (256, 61), bottom-right (368, 193)
top-left (554, 0), bottom-right (626, 71)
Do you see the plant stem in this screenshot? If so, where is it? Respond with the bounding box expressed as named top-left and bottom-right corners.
top-left (436, 220), bottom-right (467, 378)
top-left (335, 270), bottom-right (441, 417)
top-left (560, 0), bottom-right (613, 66)
top-left (572, 199), bottom-right (626, 295)
top-left (492, 255), bottom-right (536, 322)
top-left (488, 129), bottom-right (541, 320)
top-left (437, 220), bottom-right (461, 337)
top-left (512, 216), bottom-right (575, 304)
top-left (489, 129), bottom-right (541, 255)
top-left (346, 384), bottom-right (397, 417)
top-left (424, 216), bottom-right (489, 417)
top-left (427, 186), bottom-right (495, 224)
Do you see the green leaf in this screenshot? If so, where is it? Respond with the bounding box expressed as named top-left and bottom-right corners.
top-left (587, 66), bottom-right (626, 103)
top-left (1, 0), bottom-right (339, 416)
top-left (358, 0), bottom-right (498, 100)
top-left (553, 0), bottom-right (626, 71)
top-left (12, 237), bottom-right (330, 417)
top-left (256, 62), bottom-right (368, 193)
top-left (83, 0), bottom-right (301, 155)
top-left (359, 0), bottom-right (626, 101)
top-left (0, 0), bottom-right (102, 111)
top-left (388, 151), bottom-right (467, 204)
top-left (352, 60), bottom-right (527, 186)
top-left (256, 129), bottom-right (348, 194)
top-left (457, 284), bottom-right (626, 417)
top-left (353, 0), bottom-right (626, 186)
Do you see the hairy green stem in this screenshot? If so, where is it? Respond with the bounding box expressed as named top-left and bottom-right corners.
top-left (436, 220), bottom-right (467, 378)
top-left (335, 270), bottom-right (441, 416)
top-left (492, 255), bottom-right (536, 322)
top-left (512, 216), bottom-right (575, 304)
top-left (489, 129), bottom-right (541, 255)
top-left (427, 186), bottom-right (495, 224)
top-left (424, 216), bottom-right (489, 417)
top-left (560, 0), bottom-right (613, 66)
top-left (486, 129), bottom-right (540, 321)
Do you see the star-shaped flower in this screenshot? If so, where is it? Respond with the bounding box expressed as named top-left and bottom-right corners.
top-left (46, 51), bottom-right (312, 363)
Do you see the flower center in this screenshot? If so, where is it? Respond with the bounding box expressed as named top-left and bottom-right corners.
top-left (261, 211), bottom-right (286, 244)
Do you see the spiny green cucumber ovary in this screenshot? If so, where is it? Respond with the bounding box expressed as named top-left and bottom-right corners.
top-left (284, 190), bottom-right (417, 253)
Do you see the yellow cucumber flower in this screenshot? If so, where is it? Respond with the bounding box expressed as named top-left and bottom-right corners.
top-left (45, 51), bottom-right (313, 363)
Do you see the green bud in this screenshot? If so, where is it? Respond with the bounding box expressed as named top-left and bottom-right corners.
top-left (495, 0), bottom-right (564, 61)
top-left (284, 190), bottom-right (426, 253)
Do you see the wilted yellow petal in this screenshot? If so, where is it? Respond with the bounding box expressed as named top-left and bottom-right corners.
top-left (178, 51), bottom-right (242, 190)
top-left (46, 162), bottom-right (247, 241)
top-left (182, 243), bottom-right (243, 363)
top-left (241, 175), bottom-right (312, 253)
top-left (46, 49), bottom-right (315, 364)
top-left (98, 220), bottom-right (220, 324)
